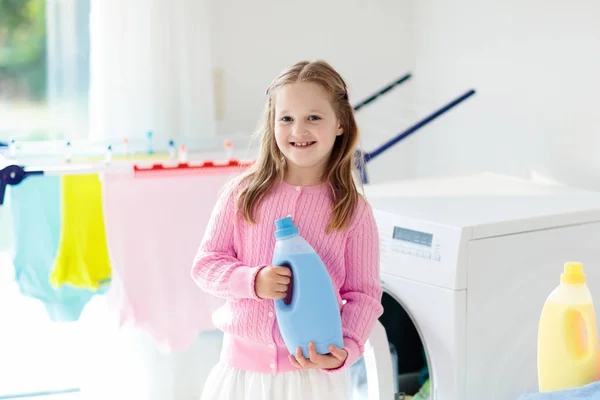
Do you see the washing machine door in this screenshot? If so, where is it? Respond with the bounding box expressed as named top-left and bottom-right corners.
top-left (363, 320), bottom-right (396, 400)
top-left (380, 274), bottom-right (467, 400)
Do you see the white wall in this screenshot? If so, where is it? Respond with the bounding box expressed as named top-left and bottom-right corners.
top-left (209, 1), bottom-right (600, 190)
top-left (410, 0), bottom-right (600, 190)
top-left (207, 0), bottom-right (418, 181)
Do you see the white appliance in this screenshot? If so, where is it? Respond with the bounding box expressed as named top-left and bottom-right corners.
top-left (362, 173), bottom-right (600, 400)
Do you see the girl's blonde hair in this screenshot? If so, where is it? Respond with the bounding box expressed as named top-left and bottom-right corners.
top-left (236, 60), bottom-right (364, 233)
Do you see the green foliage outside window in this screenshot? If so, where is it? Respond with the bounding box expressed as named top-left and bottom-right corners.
top-left (0, 0), bottom-right (47, 101)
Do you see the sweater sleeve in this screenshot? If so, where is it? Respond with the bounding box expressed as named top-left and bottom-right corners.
top-left (324, 201), bottom-right (384, 372)
top-left (191, 183), bottom-right (264, 301)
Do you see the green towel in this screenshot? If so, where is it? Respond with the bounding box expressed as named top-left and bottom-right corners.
top-left (413, 379), bottom-right (431, 400)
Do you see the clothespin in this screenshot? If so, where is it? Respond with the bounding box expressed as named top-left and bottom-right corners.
top-left (123, 137), bottom-right (130, 156)
top-left (178, 144), bottom-right (188, 163)
top-left (8, 138), bottom-right (16, 159)
top-left (146, 131), bottom-right (154, 155)
top-left (65, 141), bottom-right (72, 163)
top-left (104, 145), bottom-right (113, 165)
top-left (168, 140), bottom-right (176, 160)
top-left (224, 139), bottom-right (233, 160)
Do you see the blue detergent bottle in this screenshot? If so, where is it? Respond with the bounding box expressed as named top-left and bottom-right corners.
top-left (272, 216), bottom-right (344, 358)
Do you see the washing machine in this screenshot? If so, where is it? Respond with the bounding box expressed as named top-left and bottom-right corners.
top-left (361, 172), bottom-right (600, 400)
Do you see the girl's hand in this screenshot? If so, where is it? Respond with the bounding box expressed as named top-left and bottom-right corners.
top-left (289, 342), bottom-right (348, 370)
top-left (255, 266), bottom-right (291, 300)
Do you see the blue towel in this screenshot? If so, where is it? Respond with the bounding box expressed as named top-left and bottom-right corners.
top-left (518, 381), bottom-right (600, 399)
top-left (9, 175), bottom-right (98, 322)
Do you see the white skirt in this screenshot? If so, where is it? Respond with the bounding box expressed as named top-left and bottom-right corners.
top-left (200, 362), bottom-right (352, 400)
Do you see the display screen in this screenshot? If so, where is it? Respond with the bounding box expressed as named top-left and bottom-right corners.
top-left (392, 226), bottom-right (433, 247)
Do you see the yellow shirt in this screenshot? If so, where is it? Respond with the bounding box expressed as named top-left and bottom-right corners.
top-left (50, 174), bottom-right (111, 290)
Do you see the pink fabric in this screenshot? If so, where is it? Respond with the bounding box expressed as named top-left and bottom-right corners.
top-left (191, 180), bottom-right (383, 373)
top-left (101, 169), bottom-right (242, 352)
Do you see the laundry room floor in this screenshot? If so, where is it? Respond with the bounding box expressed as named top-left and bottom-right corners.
top-left (0, 251), bottom-right (84, 399)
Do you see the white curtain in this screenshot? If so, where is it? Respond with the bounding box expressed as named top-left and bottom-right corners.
top-left (46, 0), bottom-right (91, 140)
top-left (81, 1), bottom-right (220, 399)
top-left (88, 0), bottom-right (216, 148)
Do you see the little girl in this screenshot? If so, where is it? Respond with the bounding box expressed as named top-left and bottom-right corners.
top-left (192, 60), bottom-right (383, 400)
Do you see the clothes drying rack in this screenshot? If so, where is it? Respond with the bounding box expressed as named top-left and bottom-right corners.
top-left (355, 89), bottom-right (476, 184)
top-left (0, 73), bottom-right (412, 157)
top-left (0, 73), bottom-right (413, 203)
top-left (0, 83), bottom-right (476, 206)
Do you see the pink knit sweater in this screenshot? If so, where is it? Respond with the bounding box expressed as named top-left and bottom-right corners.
top-left (191, 179), bottom-right (383, 374)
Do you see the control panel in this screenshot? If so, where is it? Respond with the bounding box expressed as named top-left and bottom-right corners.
top-left (374, 209), bottom-right (445, 267)
top-left (390, 225), bottom-right (441, 262)
top-left (372, 207), bottom-right (466, 290)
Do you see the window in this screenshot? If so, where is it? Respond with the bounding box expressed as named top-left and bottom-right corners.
top-left (0, 0), bottom-right (90, 143)
top-left (0, 1), bottom-right (92, 397)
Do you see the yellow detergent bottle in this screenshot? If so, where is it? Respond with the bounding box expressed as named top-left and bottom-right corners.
top-left (537, 261), bottom-right (600, 392)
